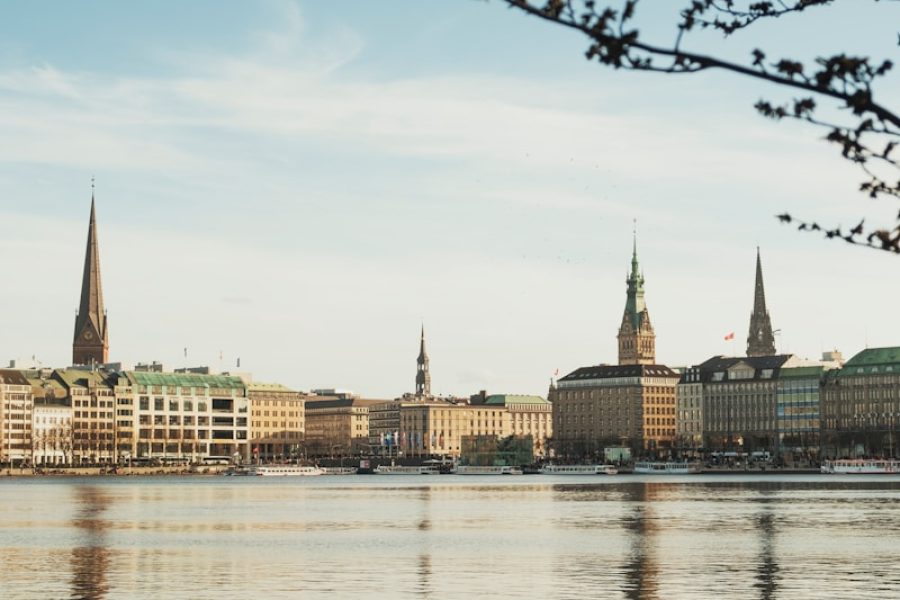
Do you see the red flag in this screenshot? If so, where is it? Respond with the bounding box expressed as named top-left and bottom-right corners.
top-left (724, 332), bottom-right (735, 341)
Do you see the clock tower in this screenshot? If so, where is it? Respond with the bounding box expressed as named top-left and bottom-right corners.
top-left (72, 186), bottom-right (109, 366)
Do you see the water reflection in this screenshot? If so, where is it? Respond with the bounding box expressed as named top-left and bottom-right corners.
top-left (754, 495), bottom-right (779, 600)
top-left (417, 487), bottom-right (433, 598)
top-left (70, 486), bottom-right (111, 600)
top-left (621, 483), bottom-right (657, 600)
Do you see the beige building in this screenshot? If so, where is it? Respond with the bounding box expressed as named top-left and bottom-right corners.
top-left (0, 369), bottom-right (34, 466)
top-left (479, 394), bottom-right (552, 457)
top-left (398, 401), bottom-right (510, 458)
top-left (551, 364), bottom-right (679, 459)
top-left (57, 369), bottom-right (116, 464)
top-left (305, 396), bottom-right (383, 457)
top-left (247, 382), bottom-right (305, 462)
top-left (32, 403), bottom-right (73, 466)
top-left (112, 371), bottom-right (250, 463)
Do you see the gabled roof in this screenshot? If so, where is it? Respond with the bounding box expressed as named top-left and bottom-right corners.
top-left (0, 369), bottom-right (31, 386)
top-left (693, 354), bottom-right (794, 383)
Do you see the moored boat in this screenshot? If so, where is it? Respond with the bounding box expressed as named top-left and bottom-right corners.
top-left (453, 465), bottom-right (522, 475)
top-left (539, 464), bottom-right (618, 475)
top-left (247, 465), bottom-right (324, 477)
top-left (633, 461), bottom-right (700, 475)
top-left (373, 465), bottom-right (439, 475)
top-left (821, 459), bottom-right (900, 474)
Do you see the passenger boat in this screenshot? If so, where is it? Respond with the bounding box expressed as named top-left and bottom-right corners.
top-left (373, 465), bottom-right (439, 475)
top-left (247, 465), bottom-right (324, 477)
top-left (539, 464), bottom-right (618, 475)
top-left (633, 461), bottom-right (700, 475)
top-left (820, 459), bottom-right (900, 474)
top-left (453, 465), bottom-right (523, 475)
top-left (320, 466), bottom-right (358, 475)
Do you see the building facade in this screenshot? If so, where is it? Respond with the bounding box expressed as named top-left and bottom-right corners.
top-left (247, 382), bottom-right (305, 462)
top-left (112, 371), bottom-right (250, 463)
top-left (821, 347), bottom-right (900, 458)
top-left (58, 369), bottom-right (116, 464)
top-left (775, 366), bottom-right (825, 463)
top-left (699, 355), bottom-right (798, 453)
top-left (481, 394), bottom-right (552, 457)
top-left (304, 396), bottom-right (382, 457)
top-left (0, 369), bottom-right (34, 466)
top-left (676, 366), bottom-right (704, 452)
top-left (551, 364), bottom-right (679, 459)
top-left (398, 401), bottom-right (510, 459)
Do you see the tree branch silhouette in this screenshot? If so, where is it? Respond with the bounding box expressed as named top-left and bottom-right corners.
top-left (504, 0), bottom-right (899, 253)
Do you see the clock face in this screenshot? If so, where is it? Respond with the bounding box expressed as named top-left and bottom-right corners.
top-left (83, 330), bottom-right (94, 341)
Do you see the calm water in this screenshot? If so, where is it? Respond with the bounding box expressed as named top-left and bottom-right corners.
top-left (1, 474), bottom-right (899, 599)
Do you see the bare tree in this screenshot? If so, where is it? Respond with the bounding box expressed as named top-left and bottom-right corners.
top-left (503, 0), bottom-right (899, 252)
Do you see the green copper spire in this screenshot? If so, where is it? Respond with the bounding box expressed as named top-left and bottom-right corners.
top-left (624, 226), bottom-right (645, 330)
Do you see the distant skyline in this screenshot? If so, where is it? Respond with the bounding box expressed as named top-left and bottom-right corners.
top-left (1, 1), bottom-right (897, 397)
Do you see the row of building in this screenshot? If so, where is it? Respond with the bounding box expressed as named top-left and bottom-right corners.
top-left (2, 194), bottom-right (897, 467)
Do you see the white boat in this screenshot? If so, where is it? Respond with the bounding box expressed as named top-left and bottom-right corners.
top-left (633, 461), bottom-right (700, 475)
top-left (247, 465), bottom-right (324, 477)
top-left (453, 465), bottom-right (522, 475)
top-left (540, 464), bottom-right (618, 475)
top-left (821, 459), bottom-right (900, 474)
top-left (320, 466), bottom-right (358, 475)
top-left (373, 465), bottom-right (438, 475)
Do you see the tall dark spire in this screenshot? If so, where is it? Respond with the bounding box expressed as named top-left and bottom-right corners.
top-left (617, 225), bottom-right (655, 365)
top-left (73, 182), bottom-right (109, 366)
top-left (746, 247), bottom-right (776, 357)
top-left (415, 325), bottom-right (431, 397)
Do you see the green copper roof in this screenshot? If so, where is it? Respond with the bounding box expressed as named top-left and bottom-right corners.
top-left (483, 394), bottom-right (550, 406)
top-left (844, 347), bottom-right (900, 368)
top-left (126, 371), bottom-right (245, 388)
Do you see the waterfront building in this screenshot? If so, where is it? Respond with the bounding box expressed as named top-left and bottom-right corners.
top-left (304, 395), bottom-right (383, 457)
top-left (478, 394), bottom-right (552, 457)
top-left (26, 371), bottom-right (73, 466)
top-left (399, 401), bottom-right (509, 458)
top-left (246, 382), bottom-right (305, 462)
top-left (775, 366), bottom-right (826, 463)
top-left (551, 364), bottom-right (679, 458)
top-left (698, 354), bottom-right (799, 453)
top-left (72, 192), bottom-right (110, 366)
top-left (676, 366), bottom-right (704, 452)
top-left (112, 371), bottom-right (250, 463)
top-left (821, 347), bottom-right (900, 458)
top-left (550, 235), bottom-right (678, 459)
top-left (56, 369), bottom-right (116, 464)
top-left (746, 248), bottom-right (777, 357)
top-left (0, 369), bottom-right (34, 467)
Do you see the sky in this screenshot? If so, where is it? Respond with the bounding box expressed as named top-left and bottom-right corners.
top-left (0, 1), bottom-right (897, 398)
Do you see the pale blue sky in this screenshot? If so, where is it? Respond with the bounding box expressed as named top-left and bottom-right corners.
top-left (1, 1), bottom-right (897, 397)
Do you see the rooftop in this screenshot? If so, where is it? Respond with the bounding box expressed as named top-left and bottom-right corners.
top-left (559, 364), bottom-right (680, 382)
top-left (843, 347), bottom-right (900, 368)
top-left (483, 394), bottom-right (550, 406)
top-left (125, 371), bottom-right (246, 388)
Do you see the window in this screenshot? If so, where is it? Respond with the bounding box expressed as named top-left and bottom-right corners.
top-left (154, 398), bottom-right (164, 411)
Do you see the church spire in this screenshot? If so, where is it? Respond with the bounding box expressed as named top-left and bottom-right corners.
top-left (73, 181), bottom-right (109, 366)
top-left (415, 325), bottom-right (431, 397)
top-left (746, 247), bottom-right (776, 357)
top-left (617, 225), bottom-right (655, 365)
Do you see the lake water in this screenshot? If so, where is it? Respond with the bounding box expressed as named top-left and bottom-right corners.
top-left (1, 474), bottom-right (899, 599)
